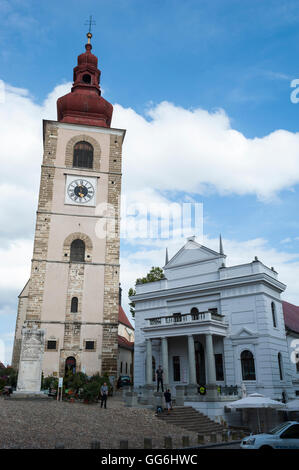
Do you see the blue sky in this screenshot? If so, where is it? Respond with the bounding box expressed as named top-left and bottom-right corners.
top-left (1, 0), bottom-right (299, 364)
top-left (2, 0), bottom-right (299, 135)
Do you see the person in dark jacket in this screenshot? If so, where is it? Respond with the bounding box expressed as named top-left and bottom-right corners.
top-left (164, 389), bottom-right (172, 413)
top-left (156, 365), bottom-right (164, 392)
top-left (100, 382), bottom-right (108, 409)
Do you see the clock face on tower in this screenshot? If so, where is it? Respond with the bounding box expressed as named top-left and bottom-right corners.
top-left (65, 175), bottom-right (97, 206)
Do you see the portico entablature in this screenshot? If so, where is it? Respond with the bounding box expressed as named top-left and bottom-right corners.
top-left (142, 312), bottom-right (228, 339)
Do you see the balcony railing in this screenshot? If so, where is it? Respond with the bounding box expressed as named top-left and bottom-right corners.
top-left (145, 311), bottom-right (225, 328)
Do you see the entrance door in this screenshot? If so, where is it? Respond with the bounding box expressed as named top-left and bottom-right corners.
top-left (195, 341), bottom-right (206, 384)
top-left (65, 356), bottom-right (76, 376)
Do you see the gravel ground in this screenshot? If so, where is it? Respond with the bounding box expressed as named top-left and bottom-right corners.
top-left (0, 395), bottom-right (200, 449)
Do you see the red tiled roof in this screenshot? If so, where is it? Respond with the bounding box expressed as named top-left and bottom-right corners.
top-left (119, 305), bottom-right (134, 330)
top-left (118, 335), bottom-right (134, 350)
top-left (282, 301), bottom-right (299, 334)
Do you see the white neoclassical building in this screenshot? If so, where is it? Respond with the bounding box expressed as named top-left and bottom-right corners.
top-left (133, 236), bottom-right (299, 418)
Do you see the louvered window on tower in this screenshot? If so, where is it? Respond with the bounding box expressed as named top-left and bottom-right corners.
top-left (70, 239), bottom-right (85, 262)
top-left (73, 141), bottom-right (93, 168)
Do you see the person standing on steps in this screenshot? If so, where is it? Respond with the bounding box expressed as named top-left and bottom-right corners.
top-left (100, 382), bottom-right (108, 409)
top-left (156, 365), bottom-right (164, 392)
top-left (164, 389), bottom-right (172, 413)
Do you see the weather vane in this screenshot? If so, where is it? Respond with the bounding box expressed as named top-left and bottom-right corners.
top-left (85, 15), bottom-right (96, 43)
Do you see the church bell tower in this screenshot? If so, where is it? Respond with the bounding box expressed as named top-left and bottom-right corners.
top-left (12, 32), bottom-right (125, 380)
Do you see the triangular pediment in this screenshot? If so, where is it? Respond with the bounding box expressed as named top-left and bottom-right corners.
top-left (165, 239), bottom-right (224, 269)
top-left (230, 327), bottom-right (258, 340)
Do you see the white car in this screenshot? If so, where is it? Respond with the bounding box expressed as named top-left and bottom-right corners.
top-left (241, 421), bottom-right (299, 449)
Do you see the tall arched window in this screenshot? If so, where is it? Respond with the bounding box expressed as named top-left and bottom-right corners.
top-left (271, 302), bottom-right (277, 328)
top-left (73, 141), bottom-right (93, 169)
top-left (241, 350), bottom-right (256, 381)
top-left (278, 353), bottom-right (283, 380)
top-left (65, 356), bottom-right (76, 376)
top-left (71, 297), bottom-right (78, 313)
top-left (70, 239), bottom-right (85, 262)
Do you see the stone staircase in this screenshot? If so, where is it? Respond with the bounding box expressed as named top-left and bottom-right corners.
top-left (157, 406), bottom-right (225, 434)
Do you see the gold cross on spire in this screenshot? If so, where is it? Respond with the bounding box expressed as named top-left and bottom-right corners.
top-left (85, 15), bottom-right (96, 43)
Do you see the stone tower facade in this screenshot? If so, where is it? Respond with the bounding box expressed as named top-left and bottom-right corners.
top-left (12, 34), bottom-right (125, 380)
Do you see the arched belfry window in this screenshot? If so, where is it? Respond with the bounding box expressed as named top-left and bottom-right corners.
top-left (73, 141), bottom-right (93, 169)
top-left (241, 350), bottom-right (256, 381)
top-left (271, 302), bottom-right (277, 328)
top-left (82, 74), bottom-right (91, 84)
top-left (70, 239), bottom-right (85, 262)
top-left (71, 297), bottom-right (78, 313)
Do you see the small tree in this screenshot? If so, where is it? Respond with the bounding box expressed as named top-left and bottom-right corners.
top-left (128, 287), bottom-right (136, 317)
top-left (128, 267), bottom-right (165, 318)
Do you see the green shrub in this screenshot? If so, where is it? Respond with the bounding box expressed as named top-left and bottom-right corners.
top-left (0, 377), bottom-right (6, 390)
top-left (63, 371), bottom-right (88, 392)
top-left (89, 373), bottom-right (112, 395)
top-left (80, 381), bottom-right (101, 403)
top-left (42, 376), bottom-right (58, 390)
top-left (0, 367), bottom-right (17, 388)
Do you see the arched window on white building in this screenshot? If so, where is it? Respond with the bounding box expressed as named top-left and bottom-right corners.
top-left (241, 350), bottom-right (256, 381)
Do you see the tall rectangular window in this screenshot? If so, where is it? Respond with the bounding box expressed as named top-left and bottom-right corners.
top-left (215, 354), bottom-right (224, 381)
top-left (173, 356), bottom-right (180, 382)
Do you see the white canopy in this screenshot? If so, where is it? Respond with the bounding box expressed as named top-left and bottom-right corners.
top-left (285, 399), bottom-right (299, 411)
top-left (227, 393), bottom-right (286, 410)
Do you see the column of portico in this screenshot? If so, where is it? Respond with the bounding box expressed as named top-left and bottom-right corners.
top-left (187, 335), bottom-right (197, 384)
top-left (186, 334), bottom-right (197, 397)
top-left (205, 333), bottom-right (218, 400)
top-left (146, 338), bottom-right (153, 385)
top-left (161, 337), bottom-right (169, 386)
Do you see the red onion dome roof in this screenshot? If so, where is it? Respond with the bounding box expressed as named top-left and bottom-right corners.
top-left (77, 43), bottom-right (98, 67)
top-left (56, 34), bottom-right (113, 128)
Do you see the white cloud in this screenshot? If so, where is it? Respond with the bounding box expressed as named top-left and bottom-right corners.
top-left (0, 81), bottom-right (71, 244)
top-left (112, 101), bottom-right (299, 200)
top-left (0, 239), bottom-right (32, 290)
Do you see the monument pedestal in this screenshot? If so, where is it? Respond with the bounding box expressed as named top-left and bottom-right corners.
top-left (9, 391), bottom-right (51, 401)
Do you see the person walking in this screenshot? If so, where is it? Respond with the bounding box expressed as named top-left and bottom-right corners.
top-left (156, 365), bottom-right (164, 392)
top-left (164, 389), bottom-right (172, 413)
top-left (100, 382), bottom-right (108, 409)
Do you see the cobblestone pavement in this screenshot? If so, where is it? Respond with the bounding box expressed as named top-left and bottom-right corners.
top-left (0, 395), bottom-right (203, 449)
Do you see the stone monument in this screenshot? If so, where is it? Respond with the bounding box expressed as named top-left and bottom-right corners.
top-left (15, 326), bottom-right (46, 397)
